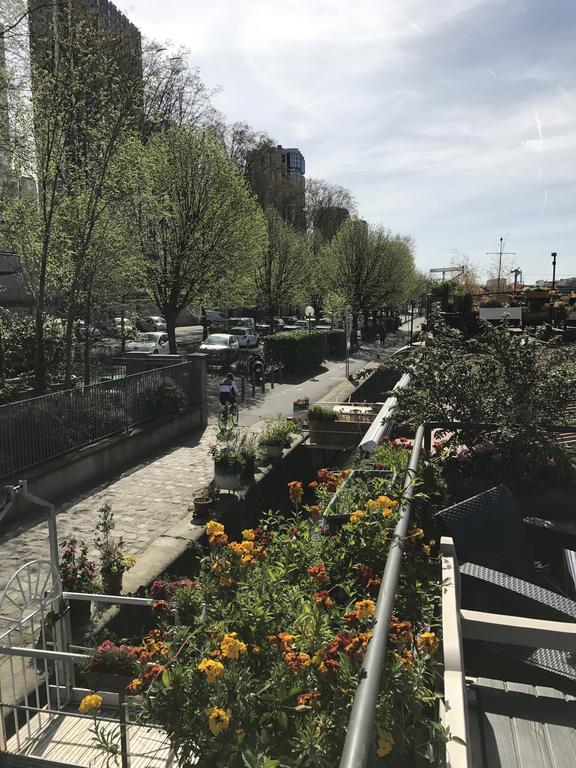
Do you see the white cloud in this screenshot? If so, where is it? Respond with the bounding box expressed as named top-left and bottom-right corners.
top-left (114, 0), bottom-right (576, 280)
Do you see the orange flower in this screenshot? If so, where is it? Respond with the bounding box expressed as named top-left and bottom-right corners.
top-left (288, 481), bottom-right (303, 505)
top-left (126, 678), bottom-right (143, 694)
top-left (308, 505), bottom-right (321, 515)
top-left (242, 529), bottom-right (256, 541)
top-left (209, 532), bottom-right (229, 546)
top-left (312, 591), bottom-right (334, 609)
top-left (355, 599), bottom-right (376, 620)
top-left (284, 650), bottom-right (312, 672)
top-left (417, 631), bottom-right (439, 655)
top-left (307, 563), bottom-right (328, 584)
top-left (297, 690), bottom-right (321, 709)
top-left (219, 576), bottom-right (233, 588)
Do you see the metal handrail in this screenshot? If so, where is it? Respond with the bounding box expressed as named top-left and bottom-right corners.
top-left (339, 423), bottom-right (425, 768)
top-left (357, 373), bottom-right (412, 453)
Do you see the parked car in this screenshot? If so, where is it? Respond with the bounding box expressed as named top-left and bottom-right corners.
top-left (137, 316), bottom-right (167, 332)
top-left (102, 317), bottom-right (135, 337)
top-left (199, 333), bottom-right (240, 362)
top-left (316, 317), bottom-right (332, 329)
top-left (228, 317), bottom-right (255, 328)
top-left (295, 319), bottom-right (315, 330)
top-left (205, 309), bottom-right (228, 324)
top-left (230, 327), bottom-right (259, 348)
top-left (282, 316), bottom-right (298, 326)
top-left (126, 332), bottom-right (169, 352)
top-left (76, 321), bottom-right (101, 341)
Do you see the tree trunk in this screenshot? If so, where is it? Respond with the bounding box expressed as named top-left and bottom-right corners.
top-left (63, 299), bottom-right (77, 387)
top-left (83, 286), bottom-right (93, 386)
top-left (166, 308), bottom-right (178, 354)
top-left (351, 312), bottom-right (359, 348)
top-left (34, 241), bottom-right (50, 394)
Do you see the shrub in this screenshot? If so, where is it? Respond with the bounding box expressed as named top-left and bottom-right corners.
top-left (137, 380), bottom-right (188, 420)
top-left (263, 331), bottom-right (327, 373)
top-left (258, 417), bottom-right (300, 447)
top-left (308, 404), bottom-right (337, 422)
top-left (324, 329), bottom-right (346, 358)
top-left (385, 316), bottom-right (400, 331)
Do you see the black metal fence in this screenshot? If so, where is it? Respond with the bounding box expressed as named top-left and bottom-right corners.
top-left (0, 362), bottom-right (197, 479)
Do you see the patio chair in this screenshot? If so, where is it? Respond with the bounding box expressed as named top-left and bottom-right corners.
top-left (434, 485), bottom-right (576, 694)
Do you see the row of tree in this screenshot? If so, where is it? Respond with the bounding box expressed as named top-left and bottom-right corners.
top-left (0, 1), bottom-right (421, 394)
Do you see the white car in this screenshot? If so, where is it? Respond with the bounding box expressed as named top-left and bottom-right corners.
top-left (126, 332), bottom-right (169, 352)
top-left (230, 327), bottom-right (259, 348)
top-left (138, 316), bottom-right (167, 332)
top-left (199, 333), bottom-right (240, 361)
top-left (103, 317), bottom-right (135, 337)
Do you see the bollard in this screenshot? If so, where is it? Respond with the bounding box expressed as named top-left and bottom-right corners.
top-left (261, 373), bottom-right (265, 394)
top-left (271, 368), bottom-right (275, 389)
top-left (278, 366), bottom-right (283, 384)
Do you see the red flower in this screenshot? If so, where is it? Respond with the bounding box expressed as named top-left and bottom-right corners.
top-left (307, 563), bottom-right (328, 584)
top-left (152, 600), bottom-right (172, 616)
top-left (142, 663), bottom-right (165, 684)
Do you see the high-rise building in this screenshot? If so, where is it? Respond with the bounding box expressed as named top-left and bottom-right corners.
top-left (247, 144), bottom-right (306, 230)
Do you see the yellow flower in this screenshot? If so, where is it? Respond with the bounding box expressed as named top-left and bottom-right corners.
top-left (220, 632), bottom-right (248, 659)
top-left (417, 631), bottom-right (439, 655)
top-left (355, 599), bottom-right (376, 620)
top-left (251, 644), bottom-right (261, 655)
top-left (206, 706), bottom-right (231, 735)
top-left (242, 529), bottom-right (256, 541)
top-left (241, 555), bottom-right (255, 566)
top-left (206, 521), bottom-right (225, 537)
top-left (240, 541), bottom-right (255, 554)
top-left (79, 694), bottom-right (103, 714)
top-left (377, 495), bottom-right (398, 509)
top-left (422, 544), bottom-right (431, 557)
top-left (212, 561), bottom-right (223, 574)
top-left (126, 678), bottom-right (143, 694)
top-left (366, 499), bottom-right (378, 512)
top-left (198, 658), bottom-right (225, 684)
top-left (377, 732), bottom-right (395, 757)
top-left (349, 510), bottom-right (364, 524)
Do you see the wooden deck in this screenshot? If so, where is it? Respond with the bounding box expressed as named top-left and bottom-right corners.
top-left (6, 707), bottom-right (178, 767)
top-left (468, 677), bottom-right (576, 768)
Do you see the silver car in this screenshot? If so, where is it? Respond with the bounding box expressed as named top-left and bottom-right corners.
top-left (230, 327), bottom-right (259, 348)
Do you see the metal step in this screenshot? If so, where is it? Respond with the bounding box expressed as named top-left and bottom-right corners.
top-left (0, 755), bottom-right (87, 768)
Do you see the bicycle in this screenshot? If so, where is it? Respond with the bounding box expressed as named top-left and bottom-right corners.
top-left (218, 400), bottom-right (239, 431)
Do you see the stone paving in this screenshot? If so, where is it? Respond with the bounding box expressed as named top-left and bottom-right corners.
top-left (0, 322), bottom-right (420, 596)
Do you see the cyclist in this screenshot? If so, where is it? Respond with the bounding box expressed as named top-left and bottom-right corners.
top-left (219, 372), bottom-right (239, 417)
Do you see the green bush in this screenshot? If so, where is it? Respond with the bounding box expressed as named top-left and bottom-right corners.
top-left (324, 329), bottom-right (346, 357)
top-left (263, 330), bottom-right (327, 373)
top-left (137, 380), bottom-right (188, 420)
top-left (385, 316), bottom-right (400, 331)
top-left (308, 404), bottom-right (337, 422)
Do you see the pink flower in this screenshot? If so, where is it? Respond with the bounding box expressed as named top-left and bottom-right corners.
top-left (454, 445), bottom-right (470, 462)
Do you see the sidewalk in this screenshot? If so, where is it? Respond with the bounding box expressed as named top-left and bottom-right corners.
top-left (0, 326), bottom-right (415, 596)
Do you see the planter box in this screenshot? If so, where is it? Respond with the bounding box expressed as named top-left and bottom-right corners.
top-left (214, 461), bottom-right (244, 490)
top-left (84, 671), bottom-right (134, 694)
top-left (308, 419), bottom-right (370, 448)
top-left (479, 307), bottom-right (522, 322)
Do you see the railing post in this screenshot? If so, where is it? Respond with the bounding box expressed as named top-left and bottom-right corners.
top-left (118, 693), bottom-right (131, 768)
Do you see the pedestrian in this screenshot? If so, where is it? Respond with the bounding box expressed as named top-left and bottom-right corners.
top-left (379, 325), bottom-right (387, 347)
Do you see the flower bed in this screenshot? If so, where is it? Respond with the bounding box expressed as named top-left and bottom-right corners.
top-left (125, 457), bottom-right (442, 767)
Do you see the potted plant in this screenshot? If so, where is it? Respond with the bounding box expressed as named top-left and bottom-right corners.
top-left (211, 426), bottom-right (257, 491)
top-left (192, 484), bottom-right (218, 517)
top-left (59, 538), bottom-right (99, 626)
top-left (83, 639), bottom-right (142, 694)
top-left (94, 505), bottom-right (136, 594)
top-left (258, 418), bottom-right (299, 461)
top-left (293, 396), bottom-right (309, 423)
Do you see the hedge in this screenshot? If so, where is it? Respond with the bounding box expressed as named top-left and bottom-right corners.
top-left (263, 330), bottom-right (327, 373)
top-left (325, 329), bottom-right (346, 358)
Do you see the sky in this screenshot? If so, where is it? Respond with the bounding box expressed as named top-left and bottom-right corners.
top-left (114, 0), bottom-right (576, 283)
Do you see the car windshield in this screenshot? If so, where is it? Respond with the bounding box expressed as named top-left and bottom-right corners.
top-left (204, 335), bottom-right (229, 345)
top-left (231, 328), bottom-right (246, 335)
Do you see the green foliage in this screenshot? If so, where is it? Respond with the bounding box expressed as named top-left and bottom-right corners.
top-left (258, 417), bottom-right (300, 447)
top-left (0, 310), bottom-right (65, 381)
top-left (139, 467), bottom-right (441, 767)
top-left (308, 405), bottom-right (337, 422)
top-left (263, 331), bottom-right (327, 373)
top-left (137, 380), bottom-right (188, 420)
top-left (324, 329), bottom-right (346, 358)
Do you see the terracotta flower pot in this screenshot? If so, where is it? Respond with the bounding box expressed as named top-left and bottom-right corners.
top-left (101, 569), bottom-right (123, 595)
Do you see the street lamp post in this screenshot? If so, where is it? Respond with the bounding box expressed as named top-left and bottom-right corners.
top-left (305, 305), bottom-right (314, 334)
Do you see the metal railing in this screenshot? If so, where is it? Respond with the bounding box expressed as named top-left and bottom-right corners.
top-left (339, 424), bottom-right (425, 768)
top-left (0, 361), bottom-right (198, 479)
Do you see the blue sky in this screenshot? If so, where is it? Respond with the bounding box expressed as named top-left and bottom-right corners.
top-left (115, 0), bottom-right (576, 282)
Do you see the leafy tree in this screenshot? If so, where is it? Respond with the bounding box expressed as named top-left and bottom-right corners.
top-left (254, 207), bottom-right (308, 329)
top-left (125, 125), bottom-right (267, 353)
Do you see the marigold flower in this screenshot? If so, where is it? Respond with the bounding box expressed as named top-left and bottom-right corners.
top-left (349, 510), bottom-right (364, 525)
top-left (307, 562), bottom-right (328, 584)
top-left (277, 631), bottom-right (297, 649)
top-left (198, 658), bottom-right (225, 684)
top-left (318, 658), bottom-right (340, 677)
top-left (308, 505), bottom-right (321, 515)
top-left (79, 694), bottom-right (102, 714)
top-left (365, 499), bottom-right (378, 512)
top-left (220, 632), bottom-right (248, 659)
top-left (251, 644), bottom-right (261, 655)
top-left (297, 690), bottom-right (321, 709)
top-left (209, 532), bottom-right (229, 546)
top-left (152, 599), bottom-right (172, 616)
top-left (241, 529), bottom-right (256, 541)
top-left (219, 576), bottom-right (233, 588)
top-left (389, 619), bottom-right (414, 647)
top-left (126, 678), bottom-right (143, 694)
top-left (212, 561), bottom-right (223, 574)
top-left (206, 706), bottom-right (231, 735)
top-left (355, 599), bottom-right (376, 620)
top-left (417, 631), bottom-right (439, 655)
top-left (284, 650), bottom-right (312, 672)
top-left (206, 520), bottom-right (225, 536)
top-left (377, 732), bottom-right (395, 757)
top-left (143, 663), bottom-right (165, 684)
top-left (288, 480), bottom-right (303, 505)
top-left (312, 590), bottom-right (334, 609)
top-left (308, 481), bottom-right (319, 489)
